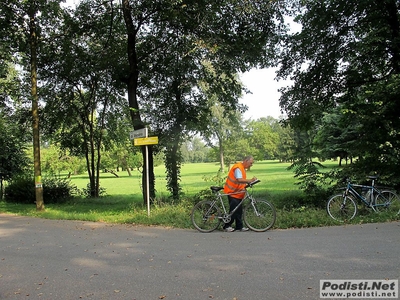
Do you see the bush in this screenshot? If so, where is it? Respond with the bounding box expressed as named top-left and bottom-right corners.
top-left (4, 175), bottom-right (78, 204)
top-left (288, 160), bottom-right (338, 208)
top-left (79, 183), bottom-right (107, 198)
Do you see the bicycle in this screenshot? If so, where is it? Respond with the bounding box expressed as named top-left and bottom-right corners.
top-left (327, 176), bottom-right (400, 222)
top-left (191, 179), bottom-right (276, 232)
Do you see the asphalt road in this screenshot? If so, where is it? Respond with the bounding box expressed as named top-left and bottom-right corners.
top-left (0, 214), bottom-right (399, 300)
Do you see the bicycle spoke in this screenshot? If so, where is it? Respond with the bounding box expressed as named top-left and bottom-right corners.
top-left (327, 194), bottom-right (357, 222)
top-left (375, 190), bottom-right (400, 215)
top-left (244, 200), bottom-right (276, 232)
top-left (191, 201), bottom-right (221, 233)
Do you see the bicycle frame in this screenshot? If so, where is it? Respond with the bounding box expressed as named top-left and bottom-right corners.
top-left (191, 179), bottom-right (276, 232)
top-left (210, 183), bottom-right (257, 223)
top-left (327, 176), bottom-right (399, 223)
top-left (343, 180), bottom-right (392, 211)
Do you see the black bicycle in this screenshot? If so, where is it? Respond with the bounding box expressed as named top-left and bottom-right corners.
top-left (327, 176), bottom-right (400, 222)
top-left (191, 180), bottom-right (276, 232)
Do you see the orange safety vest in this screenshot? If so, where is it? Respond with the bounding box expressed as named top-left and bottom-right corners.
top-left (224, 162), bottom-right (247, 199)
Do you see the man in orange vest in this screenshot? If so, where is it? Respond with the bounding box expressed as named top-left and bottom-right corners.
top-left (223, 156), bottom-right (257, 232)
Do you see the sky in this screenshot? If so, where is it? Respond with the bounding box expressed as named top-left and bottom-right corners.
top-left (239, 68), bottom-right (289, 120)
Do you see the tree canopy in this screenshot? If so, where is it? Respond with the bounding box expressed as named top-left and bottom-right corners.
top-left (278, 0), bottom-right (400, 185)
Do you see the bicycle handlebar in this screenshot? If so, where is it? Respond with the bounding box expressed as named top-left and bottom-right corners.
top-left (247, 179), bottom-right (261, 187)
top-left (210, 179), bottom-right (261, 194)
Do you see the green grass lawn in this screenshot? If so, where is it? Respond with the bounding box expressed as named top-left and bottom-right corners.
top-left (1, 160), bottom-right (398, 229)
top-left (71, 160), bottom-right (300, 197)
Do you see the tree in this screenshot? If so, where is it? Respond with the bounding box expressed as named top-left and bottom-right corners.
top-left (271, 118), bottom-right (296, 163)
top-left (120, 0), bottom-right (287, 201)
top-left (313, 109), bottom-right (358, 166)
top-left (0, 49), bottom-right (30, 199)
top-left (181, 137), bottom-right (210, 163)
top-left (246, 118), bottom-right (279, 160)
top-left (0, 111), bottom-right (30, 199)
top-left (1, 0), bottom-right (61, 210)
top-left (202, 103), bottom-right (243, 172)
top-left (278, 0), bottom-right (400, 185)
top-left (40, 0), bottom-right (127, 197)
top-left (28, 0), bottom-right (45, 210)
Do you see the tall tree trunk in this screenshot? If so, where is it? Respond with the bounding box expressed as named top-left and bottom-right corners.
top-left (122, 0), bottom-right (155, 204)
top-left (219, 139), bottom-right (225, 173)
top-left (29, 3), bottom-right (44, 211)
top-left (165, 132), bottom-right (181, 200)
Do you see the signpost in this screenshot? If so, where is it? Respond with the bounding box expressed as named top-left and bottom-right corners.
top-left (130, 128), bottom-right (147, 140)
top-left (133, 136), bottom-right (158, 146)
top-left (130, 128), bottom-right (158, 216)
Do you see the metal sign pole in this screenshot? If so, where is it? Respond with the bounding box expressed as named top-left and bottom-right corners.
top-left (131, 128), bottom-right (158, 217)
top-left (146, 145), bottom-right (150, 216)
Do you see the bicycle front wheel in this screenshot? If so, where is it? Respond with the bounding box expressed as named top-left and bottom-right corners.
top-left (375, 190), bottom-right (400, 215)
top-left (244, 200), bottom-right (276, 232)
top-left (327, 194), bottom-right (357, 222)
top-left (191, 200), bottom-right (221, 233)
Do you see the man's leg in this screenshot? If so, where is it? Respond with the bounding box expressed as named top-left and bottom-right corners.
top-left (223, 196), bottom-right (236, 229)
top-left (233, 199), bottom-right (243, 230)
top-left (227, 196), bottom-right (243, 230)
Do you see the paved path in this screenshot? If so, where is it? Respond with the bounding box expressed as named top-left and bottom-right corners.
top-left (0, 214), bottom-right (399, 300)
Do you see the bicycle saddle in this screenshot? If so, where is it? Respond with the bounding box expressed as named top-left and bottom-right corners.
top-left (210, 186), bottom-right (223, 192)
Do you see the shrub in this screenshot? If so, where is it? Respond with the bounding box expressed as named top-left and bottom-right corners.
top-left (79, 183), bottom-right (107, 198)
top-left (43, 177), bottom-right (79, 203)
top-left (288, 160), bottom-right (338, 208)
top-left (4, 176), bottom-right (78, 204)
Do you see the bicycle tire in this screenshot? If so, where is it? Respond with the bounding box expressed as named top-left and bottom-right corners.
top-left (375, 190), bottom-right (400, 215)
top-left (191, 200), bottom-right (221, 233)
top-left (327, 194), bottom-right (357, 222)
top-left (243, 199), bottom-right (276, 232)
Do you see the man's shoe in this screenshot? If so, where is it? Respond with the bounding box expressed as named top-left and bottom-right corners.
top-left (237, 227), bottom-right (249, 232)
top-left (224, 226), bottom-right (235, 232)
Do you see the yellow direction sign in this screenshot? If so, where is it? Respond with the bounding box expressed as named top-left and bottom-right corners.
top-left (134, 136), bottom-right (159, 146)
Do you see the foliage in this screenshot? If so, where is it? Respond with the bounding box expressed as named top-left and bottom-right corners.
top-left (278, 0), bottom-right (400, 187)
top-left (41, 145), bottom-right (86, 176)
top-left (202, 169), bottom-right (227, 187)
top-left (0, 105), bottom-right (30, 199)
top-left (181, 137), bottom-right (212, 163)
top-left (1, 161), bottom-right (398, 228)
top-left (119, 0), bottom-right (287, 202)
top-left (313, 109), bottom-right (358, 166)
top-left (80, 183), bottom-right (107, 199)
top-left (0, 115), bottom-right (30, 182)
top-left (39, 0), bottom-right (128, 197)
top-left (4, 176), bottom-right (78, 204)
top-left (246, 117), bottom-right (279, 160)
top-left (288, 160), bottom-right (337, 208)
top-left (274, 121), bottom-right (296, 162)
top-left (202, 103), bottom-right (244, 171)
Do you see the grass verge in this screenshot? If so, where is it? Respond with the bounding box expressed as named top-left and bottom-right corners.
top-left (0, 161), bottom-right (398, 229)
top-left (1, 195), bottom-right (398, 230)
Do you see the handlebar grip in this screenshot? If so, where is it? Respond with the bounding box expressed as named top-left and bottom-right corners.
top-left (248, 179), bottom-right (261, 187)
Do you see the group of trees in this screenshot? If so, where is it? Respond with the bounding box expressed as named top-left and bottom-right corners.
top-left (1, 0), bottom-right (399, 206)
top-left (277, 0), bottom-right (400, 187)
top-left (1, 0), bottom-right (287, 205)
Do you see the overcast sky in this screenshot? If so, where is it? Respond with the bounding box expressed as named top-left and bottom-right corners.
top-left (239, 68), bottom-right (291, 120)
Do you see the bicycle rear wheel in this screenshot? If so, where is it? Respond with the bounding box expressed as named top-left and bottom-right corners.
top-left (327, 194), bottom-right (357, 222)
top-left (191, 200), bottom-right (221, 233)
top-left (244, 199), bottom-right (276, 232)
top-left (375, 190), bottom-right (400, 215)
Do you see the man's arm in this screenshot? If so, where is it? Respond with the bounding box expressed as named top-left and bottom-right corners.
top-left (234, 168), bottom-right (257, 184)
